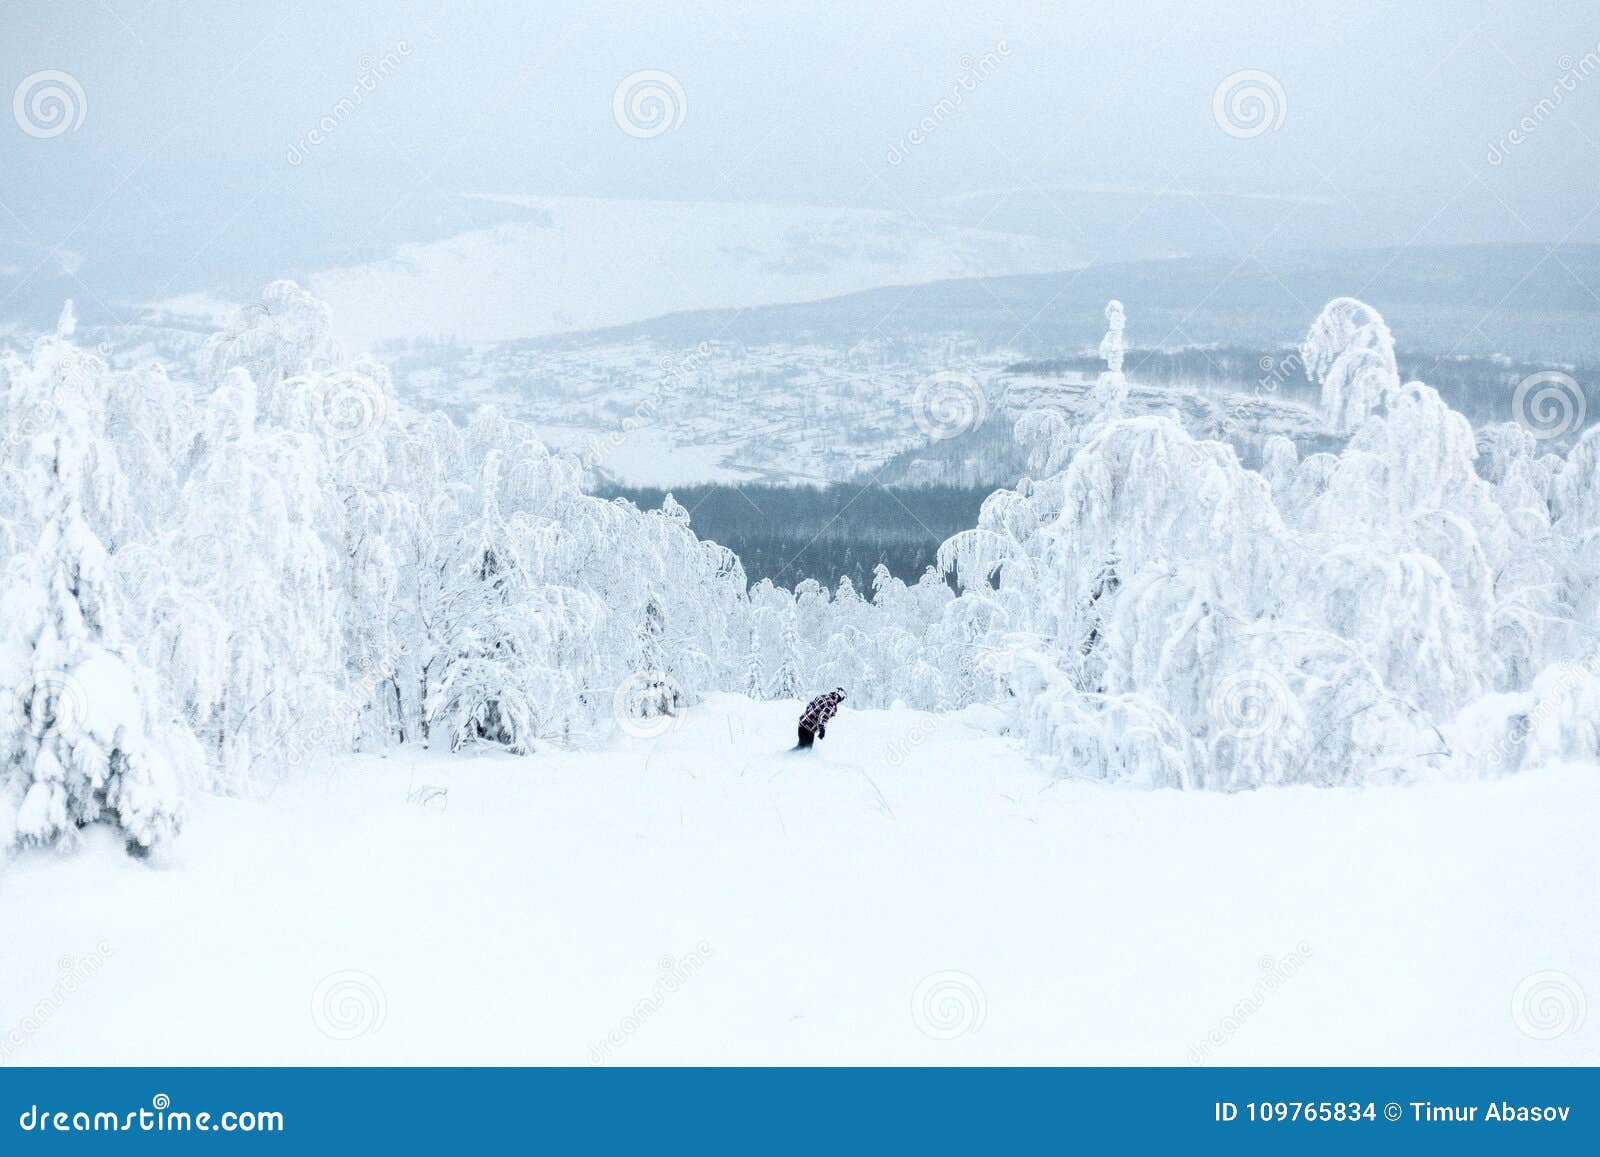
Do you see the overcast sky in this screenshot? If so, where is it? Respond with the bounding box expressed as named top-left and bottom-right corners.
top-left (3, 0), bottom-right (1599, 310)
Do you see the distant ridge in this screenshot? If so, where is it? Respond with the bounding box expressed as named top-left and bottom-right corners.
top-left (538, 243), bottom-right (1600, 363)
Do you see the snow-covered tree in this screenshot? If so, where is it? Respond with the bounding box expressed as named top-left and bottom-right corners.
top-left (1301, 296), bottom-right (1398, 435)
top-left (0, 328), bottom-right (192, 852)
top-left (8, 279), bottom-right (1597, 854)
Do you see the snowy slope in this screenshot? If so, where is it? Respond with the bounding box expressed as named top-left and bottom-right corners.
top-left (299, 196), bottom-right (1081, 346)
top-left (2, 695), bottom-right (1594, 1066)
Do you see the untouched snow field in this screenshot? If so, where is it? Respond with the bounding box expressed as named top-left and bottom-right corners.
top-left (2, 695), bottom-right (1595, 1066)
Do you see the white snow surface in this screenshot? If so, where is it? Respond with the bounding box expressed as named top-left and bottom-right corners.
top-left (2, 694), bottom-right (1595, 1066)
top-left (299, 195), bottom-right (1081, 346)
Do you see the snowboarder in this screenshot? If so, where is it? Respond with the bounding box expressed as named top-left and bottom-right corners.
top-left (797, 687), bottom-right (847, 749)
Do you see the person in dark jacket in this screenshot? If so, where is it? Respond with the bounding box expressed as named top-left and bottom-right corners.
top-left (797, 688), bottom-right (846, 749)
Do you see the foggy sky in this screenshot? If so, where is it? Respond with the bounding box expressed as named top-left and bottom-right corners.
top-left (3, 0), bottom-right (1599, 311)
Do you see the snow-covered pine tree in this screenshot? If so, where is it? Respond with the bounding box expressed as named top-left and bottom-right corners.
top-left (0, 331), bottom-right (192, 853)
top-left (1095, 298), bottom-right (1130, 418)
top-left (161, 368), bottom-right (345, 785)
top-left (776, 606), bottom-right (802, 699)
top-left (745, 619), bottom-right (766, 699)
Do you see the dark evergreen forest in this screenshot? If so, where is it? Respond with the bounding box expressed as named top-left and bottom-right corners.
top-left (596, 482), bottom-right (993, 590)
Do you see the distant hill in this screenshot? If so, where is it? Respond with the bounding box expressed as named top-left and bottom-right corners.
top-left (563, 243), bottom-right (1600, 363)
top-left (368, 244), bottom-right (1600, 489)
